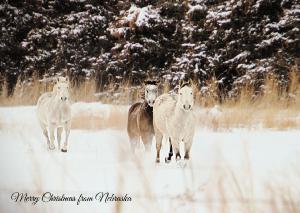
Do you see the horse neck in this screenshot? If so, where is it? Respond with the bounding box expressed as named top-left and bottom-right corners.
top-left (142, 101), bottom-right (153, 115)
top-left (174, 99), bottom-right (189, 120)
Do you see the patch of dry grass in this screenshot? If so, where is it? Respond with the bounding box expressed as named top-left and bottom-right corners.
top-left (71, 105), bottom-right (128, 130)
top-left (0, 74), bottom-right (52, 106)
top-left (0, 75), bottom-right (141, 106)
top-left (197, 67), bottom-right (300, 130)
top-left (198, 107), bottom-right (300, 130)
top-left (1, 66), bottom-right (300, 129)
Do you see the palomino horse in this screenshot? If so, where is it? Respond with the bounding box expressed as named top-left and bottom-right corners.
top-left (153, 79), bottom-right (195, 163)
top-left (37, 77), bottom-right (71, 152)
top-left (127, 80), bottom-right (159, 152)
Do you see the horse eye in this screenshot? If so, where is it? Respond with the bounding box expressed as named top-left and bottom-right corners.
top-left (190, 92), bottom-right (192, 95)
top-left (180, 93), bottom-right (182, 95)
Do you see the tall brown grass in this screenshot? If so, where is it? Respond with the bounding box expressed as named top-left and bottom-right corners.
top-left (71, 105), bottom-right (128, 130)
top-left (0, 75), bottom-right (144, 106)
top-left (1, 67), bottom-right (300, 129)
top-left (197, 66), bottom-right (300, 130)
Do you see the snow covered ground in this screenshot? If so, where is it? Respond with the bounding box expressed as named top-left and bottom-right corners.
top-left (0, 103), bottom-right (299, 213)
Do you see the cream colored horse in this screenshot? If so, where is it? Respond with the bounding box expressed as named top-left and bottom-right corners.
top-left (153, 80), bottom-right (195, 163)
top-left (37, 77), bottom-right (71, 152)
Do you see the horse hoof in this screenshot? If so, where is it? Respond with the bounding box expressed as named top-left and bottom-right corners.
top-left (155, 159), bottom-right (160, 163)
top-left (61, 149), bottom-right (67, 153)
top-left (49, 146), bottom-right (55, 150)
top-left (177, 160), bottom-right (187, 168)
top-left (165, 157), bottom-right (171, 163)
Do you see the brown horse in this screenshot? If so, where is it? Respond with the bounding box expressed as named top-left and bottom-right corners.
top-left (127, 81), bottom-right (158, 152)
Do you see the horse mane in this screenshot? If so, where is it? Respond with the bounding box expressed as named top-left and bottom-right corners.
top-left (145, 80), bottom-right (158, 85)
top-left (180, 82), bottom-right (190, 88)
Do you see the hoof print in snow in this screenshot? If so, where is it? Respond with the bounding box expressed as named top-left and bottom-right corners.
top-left (177, 160), bottom-right (187, 168)
top-left (165, 157), bottom-right (171, 164)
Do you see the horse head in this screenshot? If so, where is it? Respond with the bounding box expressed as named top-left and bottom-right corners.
top-left (178, 79), bottom-right (194, 111)
top-left (144, 80), bottom-right (159, 107)
top-left (54, 77), bottom-right (70, 102)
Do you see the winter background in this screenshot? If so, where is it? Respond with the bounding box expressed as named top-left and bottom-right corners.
top-left (0, 0), bottom-right (300, 212)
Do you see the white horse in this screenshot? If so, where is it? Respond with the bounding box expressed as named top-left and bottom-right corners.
top-left (153, 80), bottom-right (195, 163)
top-left (37, 77), bottom-right (71, 152)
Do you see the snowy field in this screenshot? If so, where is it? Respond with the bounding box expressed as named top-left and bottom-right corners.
top-left (0, 103), bottom-right (300, 213)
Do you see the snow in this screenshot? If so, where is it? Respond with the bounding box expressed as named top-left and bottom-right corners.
top-left (254, 0), bottom-right (265, 9)
top-left (109, 27), bottom-right (128, 39)
top-left (123, 5), bottom-right (161, 29)
top-left (187, 4), bottom-right (207, 15)
top-left (135, 6), bottom-right (161, 28)
top-left (124, 42), bottom-right (144, 50)
top-left (70, 0), bottom-right (87, 2)
top-left (237, 63), bottom-right (256, 69)
top-left (126, 4), bottom-right (140, 23)
top-left (225, 51), bottom-right (250, 64)
top-left (206, 10), bottom-right (231, 20)
top-left (0, 103), bottom-right (300, 212)
top-left (181, 43), bottom-right (196, 47)
top-left (91, 15), bottom-right (106, 22)
top-left (257, 32), bottom-right (285, 47)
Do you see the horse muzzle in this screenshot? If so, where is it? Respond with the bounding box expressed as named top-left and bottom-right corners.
top-left (148, 100), bottom-right (155, 107)
top-left (183, 104), bottom-right (192, 111)
top-left (61, 97), bottom-right (68, 101)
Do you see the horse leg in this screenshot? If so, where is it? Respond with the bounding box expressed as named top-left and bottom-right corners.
top-left (165, 138), bottom-right (173, 163)
top-left (49, 124), bottom-right (55, 150)
top-left (184, 138), bottom-right (193, 160)
top-left (170, 137), bottom-right (181, 161)
top-left (40, 123), bottom-right (50, 147)
top-left (61, 122), bottom-right (70, 152)
top-left (57, 127), bottom-right (63, 150)
top-left (129, 136), bottom-right (139, 153)
top-left (141, 132), bottom-right (153, 152)
top-left (155, 130), bottom-right (163, 163)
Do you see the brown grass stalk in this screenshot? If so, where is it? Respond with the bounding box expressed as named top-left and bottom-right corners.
top-left (1, 67), bottom-right (300, 129)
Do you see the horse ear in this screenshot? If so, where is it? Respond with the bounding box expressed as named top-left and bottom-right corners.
top-left (189, 79), bottom-right (193, 86)
top-left (144, 80), bottom-right (153, 85)
top-left (179, 79), bottom-right (184, 88)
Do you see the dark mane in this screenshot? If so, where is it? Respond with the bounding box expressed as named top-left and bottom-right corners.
top-left (181, 82), bottom-right (190, 88)
top-left (145, 80), bottom-right (158, 85)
